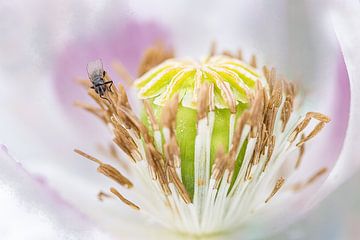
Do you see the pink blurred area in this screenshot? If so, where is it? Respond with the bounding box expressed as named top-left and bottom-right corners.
top-left (53, 19), bottom-right (171, 133)
top-left (54, 19), bottom-right (170, 108)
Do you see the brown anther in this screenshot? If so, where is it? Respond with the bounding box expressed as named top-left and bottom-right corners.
top-left (211, 148), bottom-right (228, 187)
top-left (117, 105), bottom-right (142, 137)
top-left (110, 187), bottom-right (140, 210)
top-left (116, 84), bottom-right (131, 109)
top-left (269, 79), bottom-right (283, 108)
top-left (237, 49), bottom-right (243, 60)
top-left (249, 54), bottom-right (257, 68)
top-left (229, 111), bottom-right (250, 159)
top-left (289, 116), bottom-right (311, 143)
top-left (112, 61), bottom-right (133, 85)
top-left (307, 112), bottom-right (331, 123)
top-left (192, 69), bottom-right (203, 103)
top-left (74, 149), bottom-right (102, 164)
top-left (222, 50), bottom-right (234, 57)
top-left (197, 179), bottom-right (206, 186)
top-left (112, 125), bottom-right (140, 160)
top-left (208, 83), bottom-right (215, 112)
top-left (262, 66), bottom-right (270, 84)
top-left (76, 78), bottom-right (92, 88)
top-left (97, 191), bottom-right (112, 201)
top-left (197, 83), bottom-right (210, 120)
top-left (265, 177), bottom-right (285, 203)
top-left (295, 135), bottom-right (305, 169)
top-left (109, 144), bottom-right (120, 160)
top-left (293, 168), bottom-right (328, 191)
top-left (143, 100), bottom-right (159, 131)
top-left (164, 134), bottom-right (181, 168)
top-left (138, 42), bottom-right (174, 76)
top-left (97, 164), bottom-right (133, 188)
top-left (262, 135), bottom-right (275, 172)
top-left (74, 101), bottom-right (107, 123)
top-left (74, 149), bottom-right (133, 188)
top-left (168, 167), bottom-right (191, 204)
top-left (306, 168), bottom-right (327, 185)
top-left (296, 121), bottom-right (326, 147)
top-left (281, 98), bottom-right (292, 132)
top-left (207, 69), bottom-right (236, 113)
top-left (244, 159), bottom-right (254, 181)
top-left (162, 94), bottom-right (179, 133)
top-left (209, 41), bottom-right (217, 57)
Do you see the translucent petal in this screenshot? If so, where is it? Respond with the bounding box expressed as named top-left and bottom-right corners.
top-left (312, 0), bottom-right (360, 202)
top-left (0, 145), bottom-right (112, 240)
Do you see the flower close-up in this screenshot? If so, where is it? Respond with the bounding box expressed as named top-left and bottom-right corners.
top-left (1, 0), bottom-right (360, 239)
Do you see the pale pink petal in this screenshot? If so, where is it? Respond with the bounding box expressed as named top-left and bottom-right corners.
top-left (312, 0), bottom-right (360, 202)
top-left (53, 19), bottom-right (171, 127)
top-left (287, 0), bottom-right (350, 176)
top-left (0, 144), bottom-right (112, 240)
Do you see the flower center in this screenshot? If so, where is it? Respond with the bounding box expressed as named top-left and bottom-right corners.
top-left (75, 45), bottom-right (330, 236)
top-left (134, 55), bottom-right (265, 198)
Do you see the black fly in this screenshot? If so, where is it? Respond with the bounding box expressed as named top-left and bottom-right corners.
top-left (87, 59), bottom-right (113, 102)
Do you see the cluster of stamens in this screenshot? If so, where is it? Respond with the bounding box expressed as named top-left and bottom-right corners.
top-left (75, 44), bottom-right (330, 236)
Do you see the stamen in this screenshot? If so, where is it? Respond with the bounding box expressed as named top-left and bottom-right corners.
top-left (208, 41), bottom-right (217, 57)
top-left (76, 78), bottom-right (92, 88)
top-left (262, 135), bottom-right (275, 172)
top-left (97, 164), bottom-right (133, 188)
top-left (197, 84), bottom-right (210, 120)
top-left (295, 135), bottom-right (305, 169)
top-left (265, 177), bottom-right (285, 203)
top-left (143, 100), bottom-right (160, 131)
top-left (293, 168), bottom-right (328, 191)
top-left (74, 148), bottom-right (102, 164)
top-left (222, 50), bottom-right (234, 57)
top-left (306, 168), bottom-right (328, 185)
top-left (112, 61), bottom-right (133, 85)
top-left (229, 111), bottom-right (249, 160)
top-left (74, 149), bottom-right (133, 188)
top-left (307, 112), bottom-right (331, 123)
top-left (289, 116), bottom-right (311, 143)
top-left (137, 42), bottom-right (174, 76)
top-left (162, 94), bottom-right (179, 132)
top-left (97, 191), bottom-right (112, 201)
top-left (237, 49), bottom-right (243, 60)
top-left (296, 121), bottom-right (326, 147)
top-left (74, 101), bottom-right (106, 123)
top-left (78, 51), bottom-right (330, 235)
top-left (110, 187), bottom-right (140, 210)
top-left (249, 54), bottom-right (257, 68)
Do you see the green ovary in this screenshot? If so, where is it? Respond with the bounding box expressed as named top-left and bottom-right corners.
top-left (136, 56), bottom-right (259, 198)
top-left (146, 103), bottom-right (248, 199)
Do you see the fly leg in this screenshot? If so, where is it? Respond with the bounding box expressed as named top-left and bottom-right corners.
top-left (100, 94), bottom-right (111, 104)
top-left (104, 81), bottom-right (113, 92)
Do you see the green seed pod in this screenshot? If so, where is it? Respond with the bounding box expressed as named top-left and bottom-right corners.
top-left (135, 55), bottom-right (260, 197)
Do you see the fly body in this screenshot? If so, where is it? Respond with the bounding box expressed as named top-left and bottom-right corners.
top-left (87, 59), bottom-right (113, 100)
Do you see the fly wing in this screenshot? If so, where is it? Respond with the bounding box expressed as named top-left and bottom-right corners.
top-left (87, 59), bottom-right (104, 80)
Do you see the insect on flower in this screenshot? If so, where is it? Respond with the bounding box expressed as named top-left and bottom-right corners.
top-left (87, 59), bottom-right (113, 101)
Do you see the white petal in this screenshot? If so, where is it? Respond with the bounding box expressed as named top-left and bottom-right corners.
top-left (269, 168), bottom-right (360, 240)
top-left (311, 0), bottom-right (360, 204)
top-left (0, 145), bottom-right (112, 240)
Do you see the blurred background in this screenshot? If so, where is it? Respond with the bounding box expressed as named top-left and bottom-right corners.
top-left (0, 0), bottom-right (358, 239)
